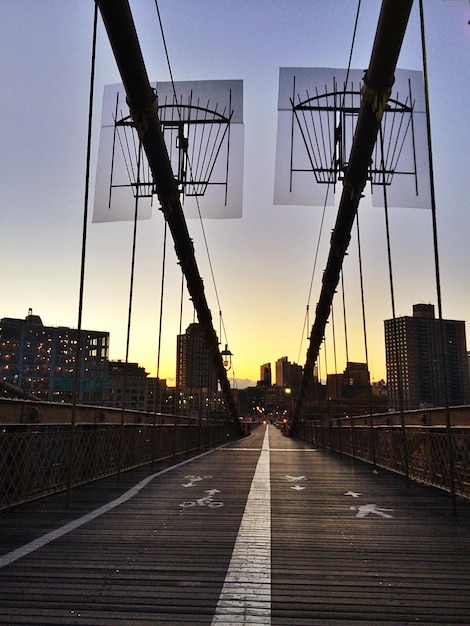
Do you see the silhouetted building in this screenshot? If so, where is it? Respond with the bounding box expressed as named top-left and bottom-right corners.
top-left (146, 377), bottom-right (167, 413)
top-left (327, 362), bottom-right (370, 399)
top-left (275, 356), bottom-right (302, 389)
top-left (107, 361), bottom-right (149, 411)
top-left (385, 303), bottom-right (470, 410)
top-left (259, 362), bottom-right (272, 386)
top-left (0, 310), bottom-right (109, 404)
top-left (176, 323), bottom-right (218, 393)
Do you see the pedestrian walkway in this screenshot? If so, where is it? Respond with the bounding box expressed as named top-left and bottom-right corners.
top-left (0, 424), bottom-right (469, 625)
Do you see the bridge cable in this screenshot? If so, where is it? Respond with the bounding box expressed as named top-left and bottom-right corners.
top-left (330, 1), bottom-right (362, 396)
top-left (355, 211), bottom-right (377, 467)
top-left (297, 0), bottom-right (362, 413)
top-left (330, 306), bottom-right (339, 399)
top-left (154, 0), bottom-right (231, 351)
top-left (379, 123), bottom-right (410, 486)
top-left (153, 220), bottom-right (167, 420)
top-left (418, 0), bottom-right (455, 513)
top-left (97, 0), bottom-right (239, 426)
top-left (292, 0), bottom-right (414, 428)
top-left (156, 221), bottom-right (167, 382)
top-left (340, 269), bottom-right (349, 364)
top-left (67, 3), bottom-right (98, 507)
top-left (353, 210), bottom-right (377, 469)
top-left (117, 141), bottom-right (144, 481)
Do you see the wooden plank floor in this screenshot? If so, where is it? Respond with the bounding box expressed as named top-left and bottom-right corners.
top-left (0, 424), bottom-right (469, 625)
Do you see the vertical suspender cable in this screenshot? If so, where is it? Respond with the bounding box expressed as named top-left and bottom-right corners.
top-left (174, 269), bottom-right (185, 427)
top-left (152, 221), bottom-right (167, 463)
top-left (118, 141), bottom-right (143, 481)
top-left (418, 0), bottom-right (456, 514)
top-left (355, 213), bottom-right (376, 467)
top-left (155, 221), bottom-right (167, 415)
top-left (330, 307), bottom-right (339, 400)
top-left (66, 4), bottom-right (98, 508)
top-left (340, 271), bottom-right (349, 366)
top-left (379, 124), bottom-right (410, 486)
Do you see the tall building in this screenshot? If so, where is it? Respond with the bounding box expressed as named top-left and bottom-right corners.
top-left (176, 323), bottom-right (218, 393)
top-left (0, 310), bottom-right (109, 404)
top-left (107, 361), bottom-right (149, 412)
top-left (275, 356), bottom-right (302, 389)
top-left (384, 303), bottom-right (470, 410)
top-left (259, 362), bottom-right (272, 386)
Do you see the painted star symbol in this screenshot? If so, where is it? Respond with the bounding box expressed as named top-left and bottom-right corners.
top-left (344, 491), bottom-right (362, 498)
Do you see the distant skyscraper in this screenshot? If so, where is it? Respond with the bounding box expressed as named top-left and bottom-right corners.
top-left (275, 356), bottom-right (302, 389)
top-left (260, 363), bottom-right (272, 386)
top-left (0, 310), bottom-right (109, 404)
top-left (384, 303), bottom-right (470, 410)
top-left (176, 323), bottom-right (218, 393)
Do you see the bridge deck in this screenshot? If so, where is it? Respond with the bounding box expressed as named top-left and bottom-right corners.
top-left (0, 424), bottom-right (469, 625)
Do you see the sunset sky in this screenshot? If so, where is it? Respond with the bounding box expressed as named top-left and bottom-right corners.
top-left (1, 1), bottom-right (470, 388)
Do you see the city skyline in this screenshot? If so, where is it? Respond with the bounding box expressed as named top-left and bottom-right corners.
top-left (1, 2), bottom-right (470, 389)
top-left (2, 305), bottom-right (469, 412)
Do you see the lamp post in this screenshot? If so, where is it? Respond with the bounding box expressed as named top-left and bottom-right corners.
top-left (282, 387), bottom-right (292, 435)
top-left (221, 344), bottom-right (233, 371)
top-left (220, 344), bottom-right (233, 436)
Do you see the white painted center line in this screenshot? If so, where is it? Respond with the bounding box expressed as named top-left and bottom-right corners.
top-left (211, 426), bottom-right (271, 625)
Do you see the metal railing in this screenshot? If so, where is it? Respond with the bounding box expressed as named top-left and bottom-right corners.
top-left (0, 418), bottom-right (239, 511)
top-left (295, 419), bottom-right (470, 501)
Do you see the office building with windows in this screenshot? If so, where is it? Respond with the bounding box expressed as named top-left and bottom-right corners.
top-left (176, 323), bottom-right (218, 394)
top-left (384, 303), bottom-right (470, 410)
top-left (0, 310), bottom-right (109, 404)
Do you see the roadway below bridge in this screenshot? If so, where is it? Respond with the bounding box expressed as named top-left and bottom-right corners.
top-left (0, 424), bottom-right (469, 624)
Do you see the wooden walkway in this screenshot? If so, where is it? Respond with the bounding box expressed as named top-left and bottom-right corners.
top-left (0, 424), bottom-right (469, 625)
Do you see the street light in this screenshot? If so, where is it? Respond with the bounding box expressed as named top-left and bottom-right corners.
top-left (220, 344), bottom-right (233, 371)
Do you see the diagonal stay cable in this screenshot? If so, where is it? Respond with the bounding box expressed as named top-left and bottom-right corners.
top-left (154, 0), bottom-right (231, 348)
top-left (293, 0), bottom-right (414, 427)
top-left (297, 0), bottom-right (362, 370)
top-left (96, 0), bottom-right (239, 426)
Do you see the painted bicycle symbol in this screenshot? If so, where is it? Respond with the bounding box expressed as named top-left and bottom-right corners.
top-left (179, 489), bottom-right (224, 509)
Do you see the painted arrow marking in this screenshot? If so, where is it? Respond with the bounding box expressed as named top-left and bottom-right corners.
top-left (350, 504), bottom-right (394, 519)
top-left (284, 475), bottom-right (306, 482)
top-left (182, 475), bottom-right (212, 487)
top-left (291, 485), bottom-right (306, 491)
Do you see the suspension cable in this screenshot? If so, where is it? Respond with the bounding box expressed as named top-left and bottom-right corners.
top-left (156, 221), bottom-right (168, 380)
top-left (154, 0), bottom-right (230, 349)
top-left (356, 211), bottom-right (376, 467)
top-left (299, 0), bottom-right (362, 368)
top-left (418, 0), bottom-right (455, 514)
top-left (340, 269), bottom-right (349, 364)
top-left (67, 3), bottom-right (98, 508)
top-left (379, 123), bottom-right (410, 485)
top-left (118, 141), bottom-right (144, 481)
top-left (331, 306), bottom-right (339, 398)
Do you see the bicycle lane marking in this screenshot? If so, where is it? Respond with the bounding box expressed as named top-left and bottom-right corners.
top-left (0, 445), bottom-right (224, 570)
top-left (211, 426), bottom-right (271, 625)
